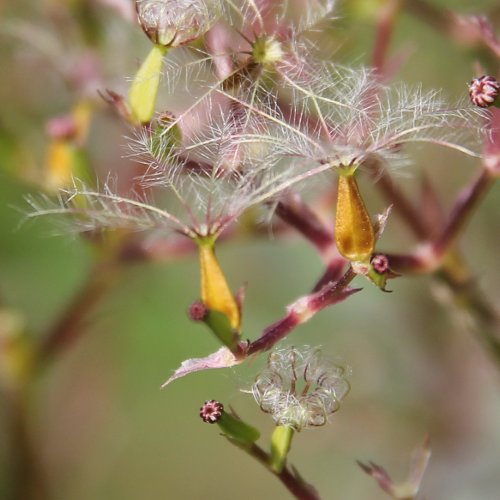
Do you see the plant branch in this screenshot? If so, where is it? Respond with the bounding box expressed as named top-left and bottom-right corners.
top-left (228, 439), bottom-right (320, 500)
top-left (37, 259), bottom-right (120, 366)
top-left (247, 267), bottom-right (359, 355)
top-left (432, 169), bottom-right (494, 256)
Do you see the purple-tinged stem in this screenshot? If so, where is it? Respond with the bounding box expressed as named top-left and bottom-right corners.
top-left (275, 197), bottom-right (335, 256)
top-left (372, 0), bottom-right (400, 77)
top-left (402, 0), bottom-right (500, 59)
top-left (231, 441), bottom-right (320, 500)
top-left (432, 170), bottom-right (494, 257)
top-left (372, 163), bottom-right (500, 362)
top-left (248, 268), bottom-right (359, 355)
top-left (312, 259), bottom-right (347, 292)
top-left (383, 252), bottom-right (431, 274)
top-left (38, 260), bottom-right (119, 365)
top-left (366, 159), bottom-right (431, 240)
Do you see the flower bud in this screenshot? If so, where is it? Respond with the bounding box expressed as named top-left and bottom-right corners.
top-left (335, 167), bottom-right (375, 262)
top-left (200, 400), bottom-right (260, 445)
top-left (371, 254), bottom-right (389, 274)
top-left (200, 399), bottom-right (224, 423)
top-left (136, 0), bottom-right (220, 48)
top-left (469, 75), bottom-right (499, 108)
top-left (188, 300), bottom-right (209, 322)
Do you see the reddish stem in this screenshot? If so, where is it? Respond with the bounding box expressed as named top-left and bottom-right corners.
top-left (236, 442), bottom-right (320, 500)
top-left (248, 268), bottom-right (358, 355)
top-left (432, 170), bottom-right (494, 257)
top-left (38, 260), bottom-right (119, 364)
top-left (275, 197), bottom-right (335, 256)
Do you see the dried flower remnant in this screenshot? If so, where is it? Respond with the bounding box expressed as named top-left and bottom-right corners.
top-left (252, 346), bottom-right (350, 431)
top-left (469, 75), bottom-right (499, 108)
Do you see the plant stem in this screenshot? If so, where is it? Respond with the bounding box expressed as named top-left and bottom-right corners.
top-left (371, 163), bottom-right (500, 363)
top-left (275, 197), bottom-right (335, 257)
top-left (432, 170), bottom-right (494, 257)
top-left (366, 158), bottom-right (430, 239)
top-left (6, 389), bottom-right (48, 500)
top-left (231, 441), bottom-right (320, 500)
top-left (37, 259), bottom-right (120, 366)
top-left (248, 268), bottom-right (358, 355)
top-left (372, 0), bottom-right (400, 76)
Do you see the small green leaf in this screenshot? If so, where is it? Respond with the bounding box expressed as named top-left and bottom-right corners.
top-left (218, 412), bottom-right (261, 447)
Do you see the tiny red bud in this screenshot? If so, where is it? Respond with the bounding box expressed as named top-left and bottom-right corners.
top-left (469, 75), bottom-right (499, 108)
top-left (188, 301), bottom-right (208, 322)
top-left (200, 400), bottom-right (224, 423)
top-left (371, 254), bottom-right (389, 274)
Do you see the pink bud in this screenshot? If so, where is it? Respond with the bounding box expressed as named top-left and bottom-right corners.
top-left (469, 75), bottom-right (499, 108)
top-left (200, 400), bottom-right (224, 423)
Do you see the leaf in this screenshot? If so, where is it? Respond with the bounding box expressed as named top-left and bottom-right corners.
top-left (161, 347), bottom-right (244, 387)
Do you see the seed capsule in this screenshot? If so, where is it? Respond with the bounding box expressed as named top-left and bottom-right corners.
top-left (335, 169), bottom-right (375, 262)
top-left (198, 241), bottom-right (241, 331)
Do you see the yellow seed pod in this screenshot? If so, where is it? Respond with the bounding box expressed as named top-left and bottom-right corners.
top-left (128, 44), bottom-right (168, 125)
top-left (198, 241), bottom-right (241, 331)
top-left (335, 168), bottom-right (375, 262)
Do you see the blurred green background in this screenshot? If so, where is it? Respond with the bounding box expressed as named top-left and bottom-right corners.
top-left (1, 1), bottom-right (500, 499)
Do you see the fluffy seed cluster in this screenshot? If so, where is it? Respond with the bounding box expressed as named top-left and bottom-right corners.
top-left (252, 346), bottom-right (350, 431)
top-left (29, 0), bottom-right (488, 245)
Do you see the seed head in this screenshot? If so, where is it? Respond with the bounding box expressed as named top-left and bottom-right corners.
top-left (469, 75), bottom-right (499, 108)
top-left (200, 399), bottom-right (224, 423)
top-left (136, 0), bottom-right (220, 47)
top-left (252, 346), bottom-right (350, 431)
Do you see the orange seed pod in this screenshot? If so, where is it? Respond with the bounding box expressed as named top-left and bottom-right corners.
top-left (335, 169), bottom-right (375, 262)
